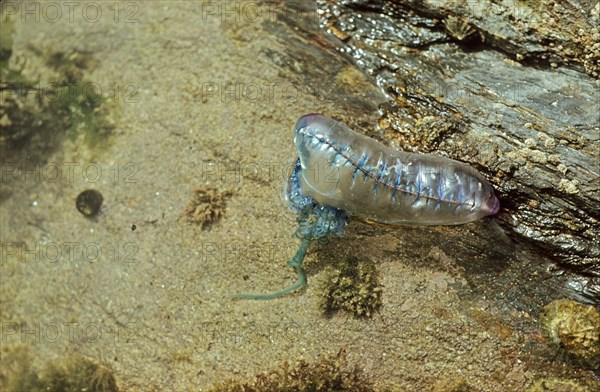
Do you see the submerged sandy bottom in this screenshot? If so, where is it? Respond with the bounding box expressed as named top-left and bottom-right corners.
top-left (1, 1), bottom-right (597, 391)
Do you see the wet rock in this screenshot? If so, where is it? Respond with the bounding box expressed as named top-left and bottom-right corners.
top-left (263, 1), bottom-right (598, 305)
top-left (313, 0), bottom-right (599, 301)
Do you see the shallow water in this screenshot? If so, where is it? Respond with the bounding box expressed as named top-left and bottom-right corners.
top-left (1, 1), bottom-right (598, 391)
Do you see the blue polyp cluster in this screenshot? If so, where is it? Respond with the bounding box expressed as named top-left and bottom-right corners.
top-left (295, 204), bottom-right (348, 241)
top-left (287, 158), bottom-right (348, 241)
top-left (286, 158), bottom-right (315, 213)
top-left (233, 158), bottom-right (348, 300)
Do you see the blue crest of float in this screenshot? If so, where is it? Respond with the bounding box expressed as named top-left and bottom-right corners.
top-left (293, 114), bottom-right (499, 226)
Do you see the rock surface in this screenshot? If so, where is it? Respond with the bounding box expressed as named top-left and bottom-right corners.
top-left (266, 0), bottom-right (599, 303)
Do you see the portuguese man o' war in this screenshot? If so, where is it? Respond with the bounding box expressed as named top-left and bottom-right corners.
top-left (234, 114), bottom-right (500, 300)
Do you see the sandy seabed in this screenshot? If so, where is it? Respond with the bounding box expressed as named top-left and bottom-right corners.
top-left (1, 1), bottom-right (598, 391)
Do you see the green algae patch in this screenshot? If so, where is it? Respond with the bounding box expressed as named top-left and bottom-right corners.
top-left (0, 346), bottom-right (118, 392)
top-left (1, 26), bottom-right (119, 165)
top-left (209, 349), bottom-right (373, 392)
top-left (57, 79), bottom-right (119, 148)
top-left (38, 47), bottom-right (119, 150)
top-left (320, 256), bottom-right (383, 319)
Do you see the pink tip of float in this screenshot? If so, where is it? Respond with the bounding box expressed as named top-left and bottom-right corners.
top-left (487, 196), bottom-right (500, 216)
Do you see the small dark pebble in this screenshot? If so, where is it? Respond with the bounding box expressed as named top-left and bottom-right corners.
top-left (131, 224), bottom-right (137, 231)
top-left (76, 189), bottom-right (103, 217)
